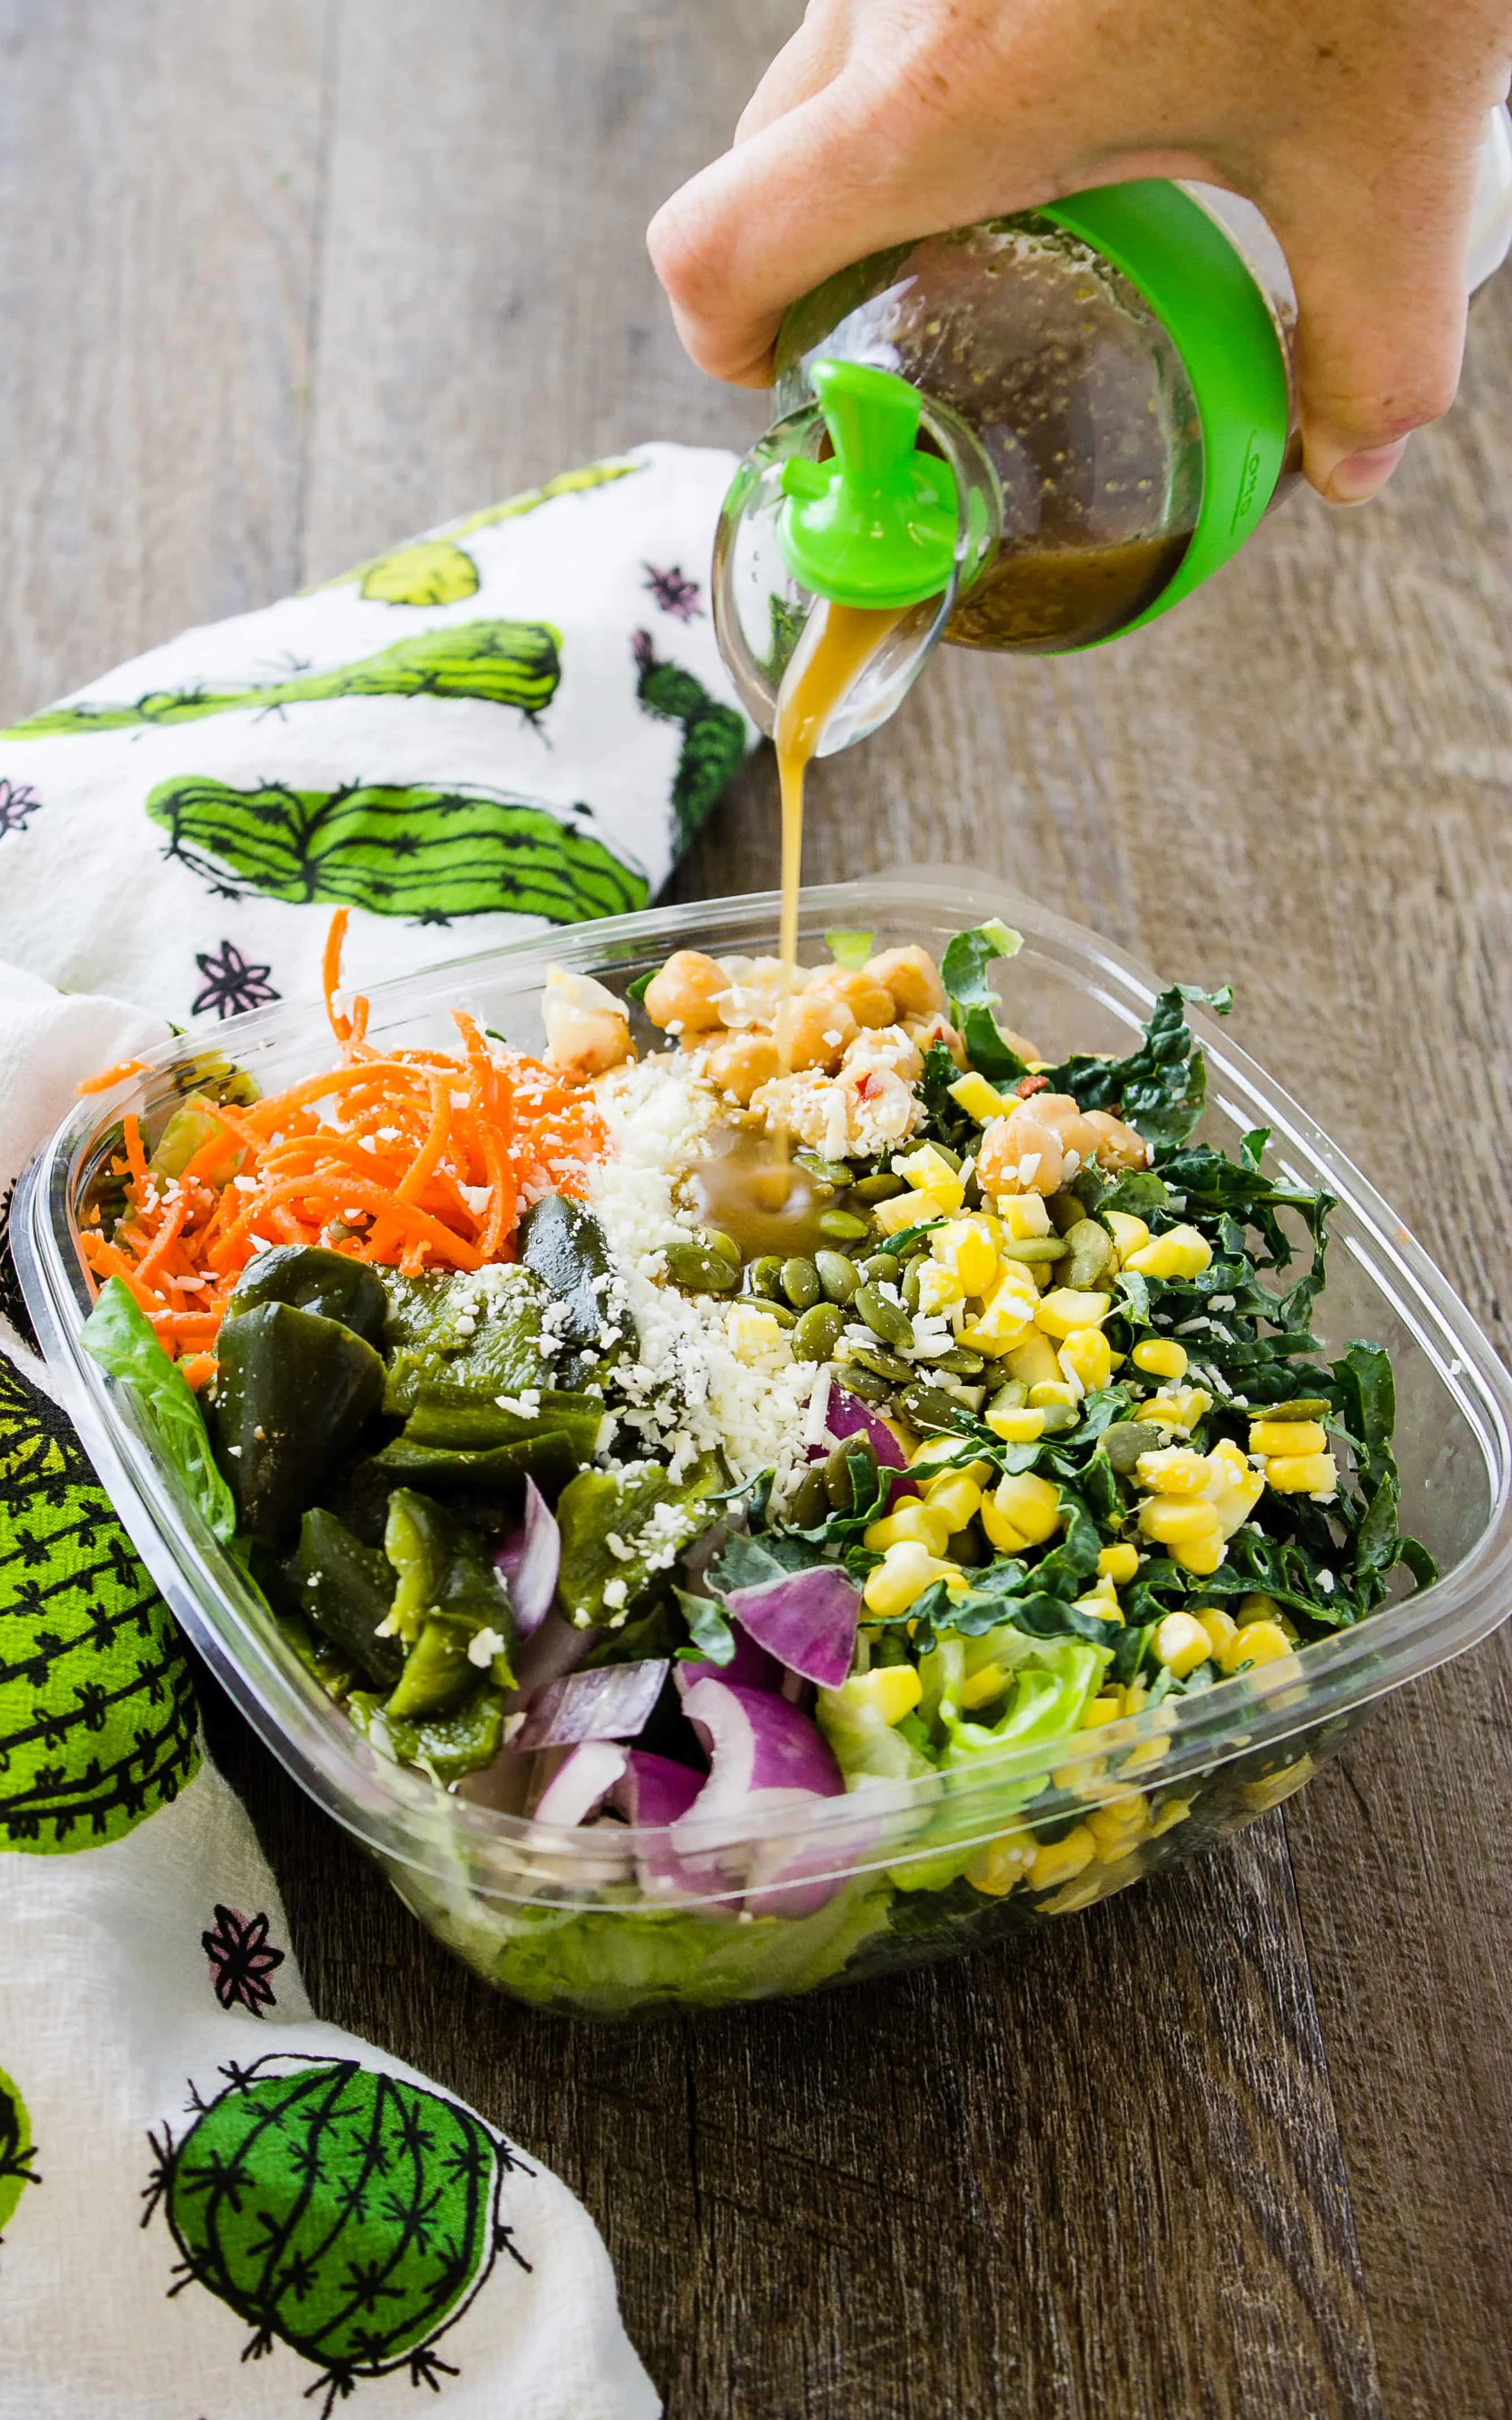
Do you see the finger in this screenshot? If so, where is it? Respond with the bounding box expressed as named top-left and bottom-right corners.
top-left (1266, 139), bottom-right (1484, 501)
top-left (733, 3), bottom-right (855, 146)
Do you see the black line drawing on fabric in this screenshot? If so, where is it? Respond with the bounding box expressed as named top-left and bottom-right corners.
top-left (143, 2055), bottom-right (534, 2416)
top-left (191, 941), bottom-right (280, 1021)
top-left (0, 779), bottom-right (41, 837)
top-left (202, 1906), bottom-right (287, 2017)
top-left (151, 779), bottom-right (650, 925)
top-left (0, 2065), bottom-right (40, 2244)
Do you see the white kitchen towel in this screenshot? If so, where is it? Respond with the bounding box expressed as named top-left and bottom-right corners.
top-left (0, 445), bottom-right (753, 2418)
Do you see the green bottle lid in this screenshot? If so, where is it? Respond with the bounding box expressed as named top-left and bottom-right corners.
top-left (776, 359), bottom-right (960, 611)
top-left (1039, 180), bottom-right (1291, 644)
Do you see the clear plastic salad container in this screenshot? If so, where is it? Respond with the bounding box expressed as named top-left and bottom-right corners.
top-left (16, 870), bottom-right (1512, 2020)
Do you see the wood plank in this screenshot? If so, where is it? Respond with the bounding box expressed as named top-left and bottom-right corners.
top-left (0, 0), bottom-right (331, 725)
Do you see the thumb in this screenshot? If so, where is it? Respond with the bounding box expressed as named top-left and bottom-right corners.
top-left (1270, 141), bottom-right (1483, 502)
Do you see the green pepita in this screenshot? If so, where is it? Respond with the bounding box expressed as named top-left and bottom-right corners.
top-left (665, 1239), bottom-right (740, 1293)
top-left (843, 1340), bottom-right (912, 1384)
top-left (851, 1171), bottom-right (904, 1203)
top-left (789, 1468), bottom-right (832, 1528)
top-left (817, 1208), bottom-right (872, 1243)
top-left (792, 1302), bottom-right (845, 1363)
top-left (815, 1251), bottom-right (861, 1305)
top-left (856, 1285), bottom-right (913, 1348)
top-left (1062, 1220), bottom-right (1114, 1289)
top-left (860, 1252), bottom-right (900, 1287)
top-left (1101, 1420), bottom-right (1161, 1472)
top-left (748, 1255), bottom-right (785, 1301)
top-left (781, 1256), bottom-right (822, 1311)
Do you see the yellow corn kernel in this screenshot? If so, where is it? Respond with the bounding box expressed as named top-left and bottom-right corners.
top-left (1124, 1223), bottom-right (1214, 1281)
top-left (1138, 1497), bottom-right (1224, 1551)
top-left (981, 1469), bottom-right (1063, 1554)
top-left (724, 1305), bottom-right (788, 1361)
top-left (1195, 1605), bottom-right (1238, 1658)
top-left (864, 1501), bottom-right (953, 1557)
top-left (862, 1540), bottom-right (964, 1617)
top-left (947, 1070), bottom-right (1015, 1124)
top-left (921, 1471), bottom-right (983, 1532)
top-left (1265, 1451), bottom-right (1339, 1495)
top-left (872, 1190), bottom-right (929, 1238)
top-left (959, 1276), bottom-right (1037, 1357)
top-left (894, 1143), bottom-right (966, 1212)
top-left (959, 1661), bottom-right (1007, 1710)
top-left (1239, 1590), bottom-right (1285, 1624)
top-left (986, 1404), bottom-right (1046, 1443)
top-left (1072, 1575), bottom-right (1124, 1627)
top-left (1218, 1617), bottom-right (1297, 1676)
top-left (1145, 1386), bottom-right (1214, 1433)
top-left (1001, 1328), bottom-right (1062, 1389)
top-left (998, 1192), bottom-right (1053, 1241)
top-left (915, 1260), bottom-right (966, 1315)
top-left (1081, 1693), bottom-right (1125, 1729)
top-left (1098, 1542), bottom-right (1141, 1585)
top-left (1133, 1336), bottom-right (1188, 1379)
top-left (965, 1828), bottom-right (1035, 1897)
top-left (931, 1215), bottom-right (999, 1294)
top-left (1105, 1210), bottom-right (1151, 1264)
top-left (1249, 1418), bottom-right (1327, 1458)
top-left (1028, 1378), bottom-right (1079, 1409)
top-left (1206, 1437), bottom-right (1265, 1536)
top-left (1241, 1755), bottom-right (1315, 1812)
top-left (1153, 1611), bottom-right (1213, 1677)
top-left (1087, 1793), bottom-right (1151, 1856)
top-left (1134, 1446), bottom-right (1212, 1497)
top-left (1059, 1326), bottom-right (1113, 1394)
top-left (1150, 1795), bottom-right (1192, 1836)
top-left (1030, 1825), bottom-right (1097, 1890)
top-left (1035, 1286), bottom-right (1113, 1339)
top-left (849, 1663), bottom-right (924, 1726)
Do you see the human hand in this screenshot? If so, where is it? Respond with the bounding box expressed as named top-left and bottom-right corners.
top-left (648, 0), bottom-right (1512, 501)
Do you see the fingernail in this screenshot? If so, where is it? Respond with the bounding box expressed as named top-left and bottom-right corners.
top-left (1325, 438), bottom-right (1410, 505)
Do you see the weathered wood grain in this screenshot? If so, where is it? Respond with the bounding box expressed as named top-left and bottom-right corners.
top-left (7, 1), bottom-right (1512, 2412)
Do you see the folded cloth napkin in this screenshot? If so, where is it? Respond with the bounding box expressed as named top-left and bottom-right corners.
top-left (0, 445), bottom-right (750, 2419)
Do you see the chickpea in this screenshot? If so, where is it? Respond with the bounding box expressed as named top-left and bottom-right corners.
top-left (704, 1030), bottom-right (781, 1104)
top-left (783, 990), bottom-right (859, 1073)
top-left (903, 1011), bottom-right (967, 1068)
top-left (808, 964), bottom-right (896, 1029)
top-left (976, 1106), bottom-right (1065, 1196)
top-left (1022, 1090), bottom-right (1101, 1164)
top-left (541, 966), bottom-right (633, 1078)
top-left (642, 949), bottom-right (727, 1033)
top-left (865, 944), bottom-right (947, 1020)
top-left (1085, 1109), bottom-right (1150, 1171)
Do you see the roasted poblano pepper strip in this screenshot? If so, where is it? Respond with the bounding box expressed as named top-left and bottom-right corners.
top-left (379, 1265), bottom-right (551, 1413)
top-left (519, 1192), bottom-right (635, 1384)
top-left (292, 1507), bottom-right (404, 1689)
top-left (348, 1682), bottom-right (510, 1782)
top-left (226, 1243), bottom-right (388, 1347)
top-left (382, 1487), bottom-right (515, 1718)
top-left (372, 1431), bottom-right (579, 1498)
top-left (404, 1386), bottom-right (606, 1461)
top-left (243, 1536), bottom-right (358, 1701)
top-left (555, 1452), bottom-right (724, 1628)
top-left (211, 1300), bottom-right (385, 1545)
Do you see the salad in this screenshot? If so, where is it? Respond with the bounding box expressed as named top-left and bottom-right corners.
top-left (76, 911), bottom-right (1433, 2007)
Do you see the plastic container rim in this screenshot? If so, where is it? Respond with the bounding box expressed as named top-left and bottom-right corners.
top-left (15, 867), bottom-right (1512, 1899)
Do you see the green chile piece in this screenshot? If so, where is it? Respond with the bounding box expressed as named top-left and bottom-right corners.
top-left (349, 1683), bottom-right (508, 1782)
top-left (815, 1251), bottom-right (860, 1305)
top-left (781, 1256), bottom-right (822, 1311)
top-left (856, 1285), bottom-right (912, 1348)
top-left (665, 1239), bottom-right (740, 1293)
top-left (792, 1302), bottom-right (844, 1362)
top-left (293, 1508), bottom-right (403, 1688)
top-left (383, 1486), bottom-right (515, 1715)
top-left (212, 1300), bottom-right (385, 1546)
top-left (227, 1243), bottom-right (388, 1347)
top-left (373, 1383), bottom-right (603, 1494)
top-left (519, 1191), bottom-right (634, 1382)
top-left (1101, 1420), bottom-right (1163, 1472)
top-left (373, 1432), bottom-right (578, 1497)
top-left (555, 1452), bottom-right (723, 1628)
top-left (379, 1263), bottom-right (551, 1413)
top-left (1062, 1219), bottom-right (1115, 1289)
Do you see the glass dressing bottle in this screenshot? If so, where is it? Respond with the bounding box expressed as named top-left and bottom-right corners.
top-left (714, 105), bottom-right (1512, 754)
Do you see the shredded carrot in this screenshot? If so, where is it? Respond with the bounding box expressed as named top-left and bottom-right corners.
top-left (76, 1058), bottom-right (150, 1096)
top-left (79, 910), bottom-right (610, 1358)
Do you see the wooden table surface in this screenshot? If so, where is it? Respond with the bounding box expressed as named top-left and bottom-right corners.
top-left (5, 7), bottom-right (1510, 2414)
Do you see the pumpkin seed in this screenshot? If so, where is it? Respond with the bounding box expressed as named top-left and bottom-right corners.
top-left (852, 1171), bottom-right (904, 1202)
top-left (900, 1259), bottom-right (923, 1312)
top-left (748, 1255), bottom-right (785, 1301)
top-left (789, 1468), bottom-right (831, 1528)
top-left (699, 1226), bottom-right (742, 1270)
top-left (844, 1340), bottom-right (912, 1383)
top-left (1047, 1188), bottom-right (1089, 1235)
top-left (796, 1151), bottom-right (853, 1187)
top-left (930, 1345), bottom-right (986, 1377)
top-left (856, 1285), bottom-right (913, 1348)
top-left (860, 1252), bottom-right (900, 1287)
top-left (818, 1208), bottom-right (872, 1243)
top-left (1261, 1398), bottom-right (1332, 1421)
top-left (824, 1437), bottom-right (878, 1509)
top-left (781, 1255), bottom-right (822, 1311)
top-left (899, 1381), bottom-right (969, 1430)
top-left (840, 1365), bottom-right (892, 1402)
top-left (665, 1239), bottom-right (739, 1293)
top-left (815, 1251), bottom-right (861, 1305)
top-left (987, 1379), bottom-right (1029, 1413)
top-left (1062, 1220), bottom-right (1114, 1289)
top-left (997, 1235), bottom-right (1069, 1264)
top-left (792, 1302), bottom-right (844, 1362)
top-left (1101, 1420), bottom-right (1161, 1472)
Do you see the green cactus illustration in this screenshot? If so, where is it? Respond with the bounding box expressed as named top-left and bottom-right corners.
top-left (146, 777), bottom-right (649, 924)
top-left (0, 1353), bottom-right (198, 1853)
top-left (1, 622), bottom-right (562, 740)
top-left (0, 2065), bottom-right (39, 2241)
top-left (632, 629), bottom-right (748, 848)
top-left (144, 2055), bottom-right (530, 2413)
top-left (359, 542), bottom-right (481, 607)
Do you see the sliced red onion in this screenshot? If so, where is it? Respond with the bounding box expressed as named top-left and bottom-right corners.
top-left (493, 1477), bottom-right (559, 1638)
top-left (607, 1750), bottom-right (729, 1905)
top-left (724, 1564), bottom-right (860, 1689)
top-left (672, 1677), bottom-right (849, 1918)
top-left (822, 1386), bottom-right (919, 1507)
top-left (514, 1658), bottom-right (669, 1750)
top-left (674, 1626), bottom-right (780, 1695)
top-left (530, 1738), bottom-right (629, 1827)
top-left (510, 1606), bottom-right (593, 1696)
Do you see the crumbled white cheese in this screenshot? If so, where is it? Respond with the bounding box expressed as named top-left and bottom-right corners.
top-left (468, 1626), bottom-right (507, 1668)
top-left (602, 1578), bottom-right (629, 1611)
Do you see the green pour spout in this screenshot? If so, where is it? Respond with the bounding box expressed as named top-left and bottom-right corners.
top-left (777, 359), bottom-right (960, 611)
